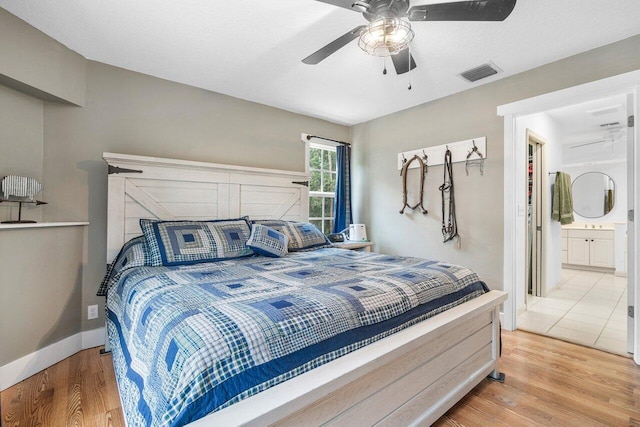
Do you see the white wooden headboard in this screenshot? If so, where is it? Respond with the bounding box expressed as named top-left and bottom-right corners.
top-left (103, 152), bottom-right (310, 262)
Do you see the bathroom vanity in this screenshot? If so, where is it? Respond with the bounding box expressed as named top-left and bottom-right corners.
top-left (562, 225), bottom-right (614, 270)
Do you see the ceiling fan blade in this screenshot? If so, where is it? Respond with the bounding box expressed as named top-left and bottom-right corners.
top-left (313, 0), bottom-right (368, 13)
top-left (302, 26), bottom-right (366, 65)
top-left (408, 0), bottom-right (516, 22)
top-left (391, 48), bottom-right (417, 75)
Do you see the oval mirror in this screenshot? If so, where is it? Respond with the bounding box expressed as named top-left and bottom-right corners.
top-left (571, 172), bottom-right (615, 218)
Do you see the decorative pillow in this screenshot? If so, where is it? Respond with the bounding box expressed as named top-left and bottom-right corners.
top-left (252, 220), bottom-right (332, 252)
top-left (140, 218), bottom-right (253, 266)
top-left (246, 224), bottom-right (289, 257)
top-left (97, 236), bottom-right (150, 296)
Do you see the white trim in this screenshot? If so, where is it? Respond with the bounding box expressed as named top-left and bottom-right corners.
top-left (0, 221), bottom-right (89, 230)
top-left (497, 69), bottom-right (640, 116)
top-left (498, 70), bottom-right (639, 363)
top-left (0, 327), bottom-right (105, 391)
top-left (82, 327), bottom-right (106, 349)
top-left (103, 152), bottom-right (305, 178)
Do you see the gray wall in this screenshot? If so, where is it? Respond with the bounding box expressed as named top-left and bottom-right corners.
top-left (0, 8), bottom-right (86, 106)
top-left (351, 35), bottom-right (640, 290)
top-left (0, 85), bottom-right (43, 222)
top-left (0, 226), bottom-right (84, 365)
top-left (42, 61), bottom-right (350, 332)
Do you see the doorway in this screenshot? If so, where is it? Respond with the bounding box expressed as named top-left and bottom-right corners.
top-left (498, 70), bottom-right (640, 364)
top-left (517, 95), bottom-right (630, 356)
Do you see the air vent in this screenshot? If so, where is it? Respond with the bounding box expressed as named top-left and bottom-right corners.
top-left (587, 105), bottom-right (623, 117)
top-left (459, 62), bottom-right (501, 83)
top-left (600, 121), bottom-right (621, 128)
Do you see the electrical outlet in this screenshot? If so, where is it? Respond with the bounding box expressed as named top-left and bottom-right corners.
top-left (88, 304), bottom-right (99, 320)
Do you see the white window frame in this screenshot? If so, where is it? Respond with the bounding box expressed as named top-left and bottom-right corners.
top-left (308, 141), bottom-right (337, 234)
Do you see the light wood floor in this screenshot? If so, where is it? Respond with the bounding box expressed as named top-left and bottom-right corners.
top-left (2, 330), bottom-right (639, 426)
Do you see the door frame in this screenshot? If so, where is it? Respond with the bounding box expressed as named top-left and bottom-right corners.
top-left (526, 130), bottom-right (547, 301)
top-left (498, 69), bottom-right (640, 364)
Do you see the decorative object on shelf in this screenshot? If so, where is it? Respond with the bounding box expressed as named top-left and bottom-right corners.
top-left (465, 140), bottom-right (485, 176)
top-left (440, 147), bottom-right (459, 244)
top-left (2, 175), bottom-right (42, 200)
top-left (0, 176), bottom-right (47, 224)
top-left (399, 153), bottom-right (428, 214)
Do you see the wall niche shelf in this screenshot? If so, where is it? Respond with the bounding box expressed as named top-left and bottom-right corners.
top-left (0, 221), bottom-right (89, 230)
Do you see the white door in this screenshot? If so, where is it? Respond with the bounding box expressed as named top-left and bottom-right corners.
top-left (590, 238), bottom-right (615, 268)
top-left (627, 93), bottom-right (636, 356)
top-left (567, 238), bottom-right (590, 266)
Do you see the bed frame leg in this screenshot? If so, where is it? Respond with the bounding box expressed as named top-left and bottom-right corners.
top-left (100, 317), bottom-right (111, 355)
top-left (488, 306), bottom-right (505, 382)
top-left (488, 371), bottom-right (506, 382)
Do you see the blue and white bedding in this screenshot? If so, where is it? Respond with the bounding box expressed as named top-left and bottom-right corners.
top-left (107, 247), bottom-right (488, 426)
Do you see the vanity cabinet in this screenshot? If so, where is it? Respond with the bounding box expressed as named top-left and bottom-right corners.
top-left (563, 228), bottom-right (615, 269)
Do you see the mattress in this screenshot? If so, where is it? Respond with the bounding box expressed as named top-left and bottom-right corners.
top-left (107, 247), bottom-right (488, 426)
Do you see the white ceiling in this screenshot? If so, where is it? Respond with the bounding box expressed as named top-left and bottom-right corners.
top-left (2, 0), bottom-right (640, 125)
top-left (546, 94), bottom-right (628, 165)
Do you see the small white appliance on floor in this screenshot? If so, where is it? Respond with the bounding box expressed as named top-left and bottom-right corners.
top-left (348, 224), bottom-right (367, 241)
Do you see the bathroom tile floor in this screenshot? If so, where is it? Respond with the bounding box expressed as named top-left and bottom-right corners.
top-left (517, 269), bottom-right (629, 356)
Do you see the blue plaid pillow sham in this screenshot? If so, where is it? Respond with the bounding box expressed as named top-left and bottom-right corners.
top-left (247, 224), bottom-right (289, 257)
top-left (140, 218), bottom-right (254, 266)
top-left (252, 220), bottom-right (332, 252)
top-left (97, 236), bottom-right (150, 296)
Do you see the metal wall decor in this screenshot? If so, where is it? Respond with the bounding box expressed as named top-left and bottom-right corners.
top-left (440, 148), bottom-right (459, 243)
top-left (399, 153), bottom-right (428, 214)
top-left (465, 140), bottom-right (484, 176)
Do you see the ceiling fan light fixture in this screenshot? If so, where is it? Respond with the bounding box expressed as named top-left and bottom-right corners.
top-left (358, 17), bottom-right (414, 57)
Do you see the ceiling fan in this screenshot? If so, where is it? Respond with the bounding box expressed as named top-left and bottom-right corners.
top-left (303, 0), bottom-right (517, 75)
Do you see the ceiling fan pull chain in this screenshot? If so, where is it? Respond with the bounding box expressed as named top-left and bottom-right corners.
top-left (383, 57), bottom-right (388, 75)
top-left (407, 47), bottom-right (412, 90)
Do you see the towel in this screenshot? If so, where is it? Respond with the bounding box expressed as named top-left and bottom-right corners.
top-left (552, 172), bottom-right (574, 225)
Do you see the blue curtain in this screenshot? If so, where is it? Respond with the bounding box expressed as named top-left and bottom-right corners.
top-left (333, 144), bottom-right (352, 233)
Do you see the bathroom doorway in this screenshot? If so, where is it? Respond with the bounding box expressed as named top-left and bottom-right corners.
top-left (499, 71), bottom-right (639, 363)
top-left (516, 94), bottom-right (631, 356)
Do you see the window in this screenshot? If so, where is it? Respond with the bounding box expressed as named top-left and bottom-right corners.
top-left (309, 143), bottom-right (337, 234)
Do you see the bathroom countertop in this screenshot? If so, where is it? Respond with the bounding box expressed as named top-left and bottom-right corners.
top-left (562, 222), bottom-right (615, 231)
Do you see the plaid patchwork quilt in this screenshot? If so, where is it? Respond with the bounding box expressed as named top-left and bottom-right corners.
top-left (107, 248), bottom-right (488, 426)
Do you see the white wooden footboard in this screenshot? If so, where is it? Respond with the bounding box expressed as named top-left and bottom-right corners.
top-left (189, 290), bottom-right (507, 426)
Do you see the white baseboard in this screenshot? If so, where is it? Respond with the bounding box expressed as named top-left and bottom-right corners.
top-left (0, 327), bottom-right (105, 391)
top-left (82, 326), bottom-right (106, 349)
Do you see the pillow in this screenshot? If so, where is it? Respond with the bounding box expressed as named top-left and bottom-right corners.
top-left (140, 218), bottom-right (253, 266)
top-left (246, 224), bottom-right (289, 257)
top-left (252, 220), bottom-right (332, 252)
top-left (97, 236), bottom-right (150, 296)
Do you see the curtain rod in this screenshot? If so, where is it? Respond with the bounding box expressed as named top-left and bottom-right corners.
top-left (306, 135), bottom-right (351, 147)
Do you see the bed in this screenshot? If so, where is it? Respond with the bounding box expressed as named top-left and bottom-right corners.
top-left (102, 152), bottom-right (507, 426)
